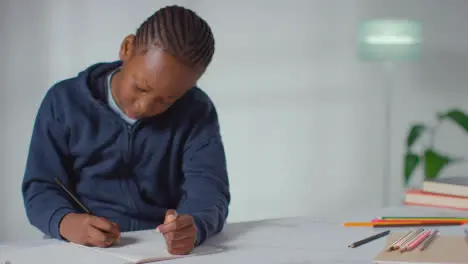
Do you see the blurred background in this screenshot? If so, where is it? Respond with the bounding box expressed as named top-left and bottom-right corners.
top-left (1, 0), bottom-right (468, 242)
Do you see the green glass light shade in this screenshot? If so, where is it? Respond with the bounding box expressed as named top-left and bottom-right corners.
top-left (357, 20), bottom-right (422, 61)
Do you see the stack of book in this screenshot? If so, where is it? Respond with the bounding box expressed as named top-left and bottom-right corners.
top-left (404, 176), bottom-right (468, 210)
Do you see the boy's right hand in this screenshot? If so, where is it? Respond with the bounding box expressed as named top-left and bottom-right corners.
top-left (59, 213), bottom-right (120, 247)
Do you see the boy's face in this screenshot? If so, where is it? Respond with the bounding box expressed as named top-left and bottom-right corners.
top-left (114, 36), bottom-right (201, 119)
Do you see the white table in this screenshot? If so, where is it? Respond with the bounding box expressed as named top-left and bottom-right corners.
top-left (2, 206), bottom-right (468, 263)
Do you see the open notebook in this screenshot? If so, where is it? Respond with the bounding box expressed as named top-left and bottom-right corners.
top-left (1, 230), bottom-right (223, 264)
top-left (77, 229), bottom-right (223, 263)
top-left (1, 242), bottom-right (126, 264)
top-left (373, 232), bottom-right (468, 263)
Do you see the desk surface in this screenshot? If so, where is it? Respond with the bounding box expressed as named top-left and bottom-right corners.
top-left (2, 205), bottom-right (468, 263)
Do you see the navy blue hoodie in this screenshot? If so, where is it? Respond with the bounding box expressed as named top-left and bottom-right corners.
top-left (21, 61), bottom-right (230, 245)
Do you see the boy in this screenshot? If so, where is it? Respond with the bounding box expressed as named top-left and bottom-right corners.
top-left (21, 5), bottom-right (230, 255)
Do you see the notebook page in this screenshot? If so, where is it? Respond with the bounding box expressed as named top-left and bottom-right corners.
top-left (79, 229), bottom-right (223, 263)
top-left (0, 245), bottom-right (17, 254)
top-left (0, 242), bottom-right (126, 264)
top-left (0, 245), bottom-right (19, 264)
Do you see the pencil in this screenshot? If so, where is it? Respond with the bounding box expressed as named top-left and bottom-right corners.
top-left (381, 216), bottom-right (467, 220)
top-left (344, 221), bottom-right (404, 227)
top-left (348, 230), bottom-right (390, 248)
top-left (373, 222), bottom-right (462, 228)
top-left (54, 177), bottom-right (92, 214)
top-left (344, 221), bottom-right (462, 227)
top-left (54, 178), bottom-right (120, 244)
top-left (401, 230), bottom-right (432, 252)
top-left (420, 230), bottom-right (438, 251)
top-left (386, 230), bottom-right (413, 251)
top-left (394, 228), bottom-right (424, 250)
top-left (373, 219), bottom-right (468, 224)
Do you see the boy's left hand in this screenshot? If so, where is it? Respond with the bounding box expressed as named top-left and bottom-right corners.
top-left (157, 210), bottom-right (197, 255)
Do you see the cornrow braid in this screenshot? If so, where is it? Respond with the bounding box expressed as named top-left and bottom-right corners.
top-left (134, 5), bottom-right (215, 71)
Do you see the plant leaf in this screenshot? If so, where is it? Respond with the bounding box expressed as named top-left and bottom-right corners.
top-left (424, 149), bottom-right (455, 180)
top-left (404, 152), bottom-right (420, 186)
top-left (438, 109), bottom-right (468, 133)
top-left (406, 124), bottom-right (426, 148)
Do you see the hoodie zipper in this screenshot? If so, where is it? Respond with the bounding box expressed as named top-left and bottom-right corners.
top-left (125, 120), bottom-right (142, 162)
top-left (122, 120), bottom-right (141, 221)
top-left (125, 125), bottom-right (133, 163)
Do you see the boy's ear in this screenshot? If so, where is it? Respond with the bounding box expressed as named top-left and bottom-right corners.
top-left (119, 34), bottom-right (136, 62)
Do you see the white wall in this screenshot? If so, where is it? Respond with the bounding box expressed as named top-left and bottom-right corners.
top-left (0, 0), bottom-right (7, 236)
top-left (364, 0), bottom-right (468, 203)
top-left (0, 0), bottom-right (53, 242)
top-left (1, 0), bottom-right (468, 242)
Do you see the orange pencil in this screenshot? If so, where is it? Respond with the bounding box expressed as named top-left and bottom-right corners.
top-left (344, 221), bottom-right (421, 227)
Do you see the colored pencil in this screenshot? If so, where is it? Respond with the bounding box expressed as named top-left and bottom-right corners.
top-left (420, 230), bottom-right (438, 251)
top-left (348, 230), bottom-right (390, 248)
top-left (395, 228), bottom-right (424, 250)
top-left (344, 221), bottom-right (412, 227)
top-left (343, 221), bottom-right (462, 227)
top-left (373, 222), bottom-right (461, 228)
top-left (463, 228), bottom-right (468, 245)
top-left (401, 230), bottom-right (432, 252)
top-left (379, 218), bottom-right (468, 222)
top-left (380, 216), bottom-right (467, 220)
top-left (372, 219), bottom-right (468, 224)
top-left (386, 230), bottom-right (414, 251)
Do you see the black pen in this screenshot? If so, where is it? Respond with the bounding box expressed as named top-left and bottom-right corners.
top-left (348, 230), bottom-right (391, 248)
top-left (54, 177), bottom-right (92, 214)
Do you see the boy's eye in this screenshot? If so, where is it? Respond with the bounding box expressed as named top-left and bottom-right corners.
top-left (135, 86), bottom-right (147, 93)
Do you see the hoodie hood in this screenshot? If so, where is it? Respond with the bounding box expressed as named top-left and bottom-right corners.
top-left (76, 60), bottom-right (123, 104)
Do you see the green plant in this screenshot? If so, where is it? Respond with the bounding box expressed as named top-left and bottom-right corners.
top-left (404, 108), bottom-right (468, 186)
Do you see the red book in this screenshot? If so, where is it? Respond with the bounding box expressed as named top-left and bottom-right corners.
top-left (404, 189), bottom-right (468, 211)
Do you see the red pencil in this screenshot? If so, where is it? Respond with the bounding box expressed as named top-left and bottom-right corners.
top-left (373, 222), bottom-right (462, 228)
top-left (372, 219), bottom-right (468, 224)
top-left (344, 221), bottom-right (462, 227)
top-left (400, 230), bottom-right (431, 252)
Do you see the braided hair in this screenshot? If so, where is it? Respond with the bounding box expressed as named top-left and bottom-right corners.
top-left (134, 5), bottom-right (215, 71)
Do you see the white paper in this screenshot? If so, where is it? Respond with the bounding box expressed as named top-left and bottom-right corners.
top-left (76, 230), bottom-right (223, 263)
top-left (0, 242), bottom-right (125, 264)
top-left (0, 230), bottom-right (222, 264)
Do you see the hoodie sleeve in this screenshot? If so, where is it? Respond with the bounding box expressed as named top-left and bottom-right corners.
top-left (22, 90), bottom-right (78, 239)
top-left (176, 98), bottom-right (230, 246)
